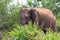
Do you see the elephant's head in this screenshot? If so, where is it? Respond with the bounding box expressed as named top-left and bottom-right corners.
top-left (20, 8), bottom-right (39, 26)
top-left (20, 8), bottom-right (30, 26)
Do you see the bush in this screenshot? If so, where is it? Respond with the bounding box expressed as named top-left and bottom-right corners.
top-left (9, 22), bottom-right (60, 40)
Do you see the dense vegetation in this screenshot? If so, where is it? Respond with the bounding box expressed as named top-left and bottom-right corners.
top-left (0, 0), bottom-right (60, 40)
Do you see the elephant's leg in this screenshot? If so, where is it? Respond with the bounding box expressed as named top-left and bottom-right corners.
top-left (38, 21), bottom-right (42, 29)
top-left (43, 25), bottom-right (47, 33)
top-left (43, 22), bottom-right (51, 33)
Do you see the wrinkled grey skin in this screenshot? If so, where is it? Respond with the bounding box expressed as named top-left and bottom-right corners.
top-left (20, 8), bottom-right (57, 33)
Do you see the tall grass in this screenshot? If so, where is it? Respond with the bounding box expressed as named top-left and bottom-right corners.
top-left (9, 22), bottom-right (60, 40)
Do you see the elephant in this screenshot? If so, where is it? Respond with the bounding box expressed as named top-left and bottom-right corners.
top-left (20, 8), bottom-right (57, 33)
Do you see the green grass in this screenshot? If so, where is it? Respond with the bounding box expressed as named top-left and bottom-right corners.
top-left (9, 22), bottom-right (60, 40)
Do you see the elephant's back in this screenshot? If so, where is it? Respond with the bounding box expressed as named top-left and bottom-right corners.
top-left (34, 8), bottom-right (56, 21)
top-left (34, 8), bottom-right (53, 15)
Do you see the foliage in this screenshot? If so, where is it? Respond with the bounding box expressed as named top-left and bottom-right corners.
top-left (0, 1), bottom-right (20, 30)
top-left (9, 22), bottom-right (44, 40)
top-left (9, 22), bottom-right (60, 40)
top-left (0, 0), bottom-right (12, 29)
top-left (6, 5), bottom-right (20, 28)
top-left (42, 0), bottom-right (54, 10)
top-left (56, 16), bottom-right (60, 31)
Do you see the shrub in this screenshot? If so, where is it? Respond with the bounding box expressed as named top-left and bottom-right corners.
top-left (9, 22), bottom-right (60, 40)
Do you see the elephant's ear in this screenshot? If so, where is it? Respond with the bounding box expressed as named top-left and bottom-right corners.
top-left (29, 9), bottom-right (38, 20)
top-left (29, 9), bottom-right (39, 26)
